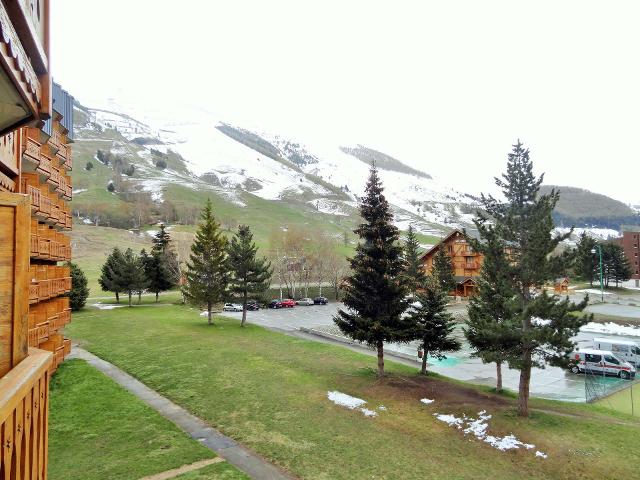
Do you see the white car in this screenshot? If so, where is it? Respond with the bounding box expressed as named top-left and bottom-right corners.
top-left (222, 303), bottom-right (243, 312)
top-left (296, 298), bottom-right (314, 306)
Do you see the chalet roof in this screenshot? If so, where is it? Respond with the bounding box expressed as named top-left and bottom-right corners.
top-left (554, 277), bottom-right (569, 283)
top-left (454, 276), bottom-right (477, 285)
top-left (420, 229), bottom-right (480, 261)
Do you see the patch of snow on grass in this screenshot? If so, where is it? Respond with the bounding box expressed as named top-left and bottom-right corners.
top-left (581, 322), bottom-right (640, 337)
top-left (327, 391), bottom-right (377, 417)
top-left (420, 398), bottom-right (435, 405)
top-left (377, 405), bottom-right (387, 411)
top-left (433, 410), bottom-right (544, 456)
top-left (575, 289), bottom-right (613, 296)
top-left (72, 188), bottom-right (87, 195)
top-left (91, 303), bottom-right (124, 310)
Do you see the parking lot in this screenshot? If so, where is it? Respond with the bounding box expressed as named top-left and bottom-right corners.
top-left (223, 302), bottom-right (640, 402)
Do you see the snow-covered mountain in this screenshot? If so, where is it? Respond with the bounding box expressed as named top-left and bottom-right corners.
top-left (79, 101), bottom-right (480, 236)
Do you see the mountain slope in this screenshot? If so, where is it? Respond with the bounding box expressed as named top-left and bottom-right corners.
top-left (540, 185), bottom-right (640, 229)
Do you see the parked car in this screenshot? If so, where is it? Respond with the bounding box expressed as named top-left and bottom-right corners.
top-left (280, 299), bottom-right (296, 308)
top-left (569, 349), bottom-right (636, 380)
top-left (222, 303), bottom-right (243, 312)
top-left (268, 299), bottom-right (283, 309)
top-left (313, 296), bottom-right (328, 305)
top-left (296, 298), bottom-right (314, 306)
top-left (246, 300), bottom-right (260, 311)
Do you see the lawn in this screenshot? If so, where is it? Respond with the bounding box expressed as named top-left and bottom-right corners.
top-left (597, 382), bottom-right (640, 416)
top-left (62, 301), bottom-right (640, 479)
top-left (48, 359), bottom-right (249, 479)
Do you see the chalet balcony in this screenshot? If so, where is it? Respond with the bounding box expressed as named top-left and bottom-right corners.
top-left (0, 349), bottom-right (52, 480)
top-left (22, 135), bottom-right (41, 166)
top-left (36, 153), bottom-right (52, 178)
top-left (47, 165), bottom-right (59, 188)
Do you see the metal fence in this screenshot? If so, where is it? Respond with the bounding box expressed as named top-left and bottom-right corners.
top-left (585, 368), bottom-right (639, 416)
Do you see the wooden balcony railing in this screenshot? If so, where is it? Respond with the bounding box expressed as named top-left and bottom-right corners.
top-left (30, 265), bottom-right (72, 303)
top-left (0, 349), bottom-right (52, 480)
top-left (23, 136), bottom-right (41, 165)
top-left (47, 166), bottom-right (59, 188)
top-left (36, 153), bottom-right (51, 178)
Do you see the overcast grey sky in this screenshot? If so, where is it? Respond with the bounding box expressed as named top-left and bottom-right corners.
top-left (52, 1), bottom-right (640, 204)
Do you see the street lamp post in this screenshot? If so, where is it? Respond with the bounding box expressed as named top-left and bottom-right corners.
top-left (591, 246), bottom-right (604, 302)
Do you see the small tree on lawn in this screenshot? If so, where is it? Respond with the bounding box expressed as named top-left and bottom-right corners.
top-left (183, 199), bottom-right (230, 325)
top-left (334, 165), bottom-right (411, 377)
top-left (142, 225), bottom-right (180, 301)
top-left (403, 224), bottom-right (427, 297)
top-left (408, 272), bottom-right (461, 375)
top-left (228, 225), bottom-right (273, 327)
top-left (477, 140), bottom-right (589, 417)
top-left (68, 262), bottom-right (90, 311)
top-left (465, 228), bottom-right (519, 392)
top-left (111, 248), bottom-right (148, 307)
top-left (99, 247), bottom-right (124, 302)
top-left (432, 246), bottom-right (456, 293)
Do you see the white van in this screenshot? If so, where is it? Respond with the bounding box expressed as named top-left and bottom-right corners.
top-left (593, 338), bottom-right (640, 367)
top-left (570, 349), bottom-right (636, 380)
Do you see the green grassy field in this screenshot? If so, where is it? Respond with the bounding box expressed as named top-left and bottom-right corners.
top-left (48, 359), bottom-right (248, 480)
top-left (597, 382), bottom-right (640, 416)
top-left (63, 301), bottom-right (640, 480)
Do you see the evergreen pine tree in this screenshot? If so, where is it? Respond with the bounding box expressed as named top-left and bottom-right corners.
top-left (477, 141), bottom-right (589, 416)
top-left (334, 165), bottom-right (411, 377)
top-left (228, 225), bottom-right (273, 327)
top-left (464, 228), bottom-right (519, 392)
top-left (183, 199), bottom-right (230, 325)
top-left (432, 246), bottom-right (456, 293)
top-left (408, 273), bottom-right (461, 375)
top-left (573, 232), bottom-right (597, 285)
top-left (110, 248), bottom-right (148, 307)
top-left (68, 262), bottom-right (90, 311)
top-left (402, 225), bottom-right (427, 296)
top-left (143, 225), bottom-right (180, 301)
top-left (99, 247), bottom-right (124, 302)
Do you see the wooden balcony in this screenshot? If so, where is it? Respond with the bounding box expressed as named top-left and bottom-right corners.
top-left (22, 133), bottom-right (41, 166)
top-left (47, 165), bottom-right (59, 189)
top-left (36, 153), bottom-right (51, 178)
top-left (0, 349), bottom-right (52, 480)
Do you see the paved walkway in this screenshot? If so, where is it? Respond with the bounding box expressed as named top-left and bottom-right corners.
top-left (70, 348), bottom-right (295, 480)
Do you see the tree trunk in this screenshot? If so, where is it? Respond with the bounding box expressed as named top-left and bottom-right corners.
top-left (496, 361), bottom-right (503, 392)
top-left (128, 291), bottom-right (132, 307)
top-left (156, 292), bottom-right (159, 302)
top-left (518, 351), bottom-right (532, 417)
top-left (376, 340), bottom-right (385, 377)
top-left (421, 349), bottom-right (428, 375)
top-left (207, 301), bottom-right (213, 325)
top-left (115, 291), bottom-right (120, 303)
top-left (138, 291), bottom-right (142, 304)
top-left (241, 291), bottom-right (248, 327)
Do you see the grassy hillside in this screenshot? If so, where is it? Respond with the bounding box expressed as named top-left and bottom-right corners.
top-left (541, 185), bottom-right (640, 229)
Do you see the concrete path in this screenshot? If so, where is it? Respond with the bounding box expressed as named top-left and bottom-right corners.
top-left (70, 348), bottom-right (295, 480)
top-left (140, 458), bottom-right (224, 480)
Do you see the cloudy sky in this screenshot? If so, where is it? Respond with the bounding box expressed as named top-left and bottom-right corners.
top-left (52, 1), bottom-right (640, 204)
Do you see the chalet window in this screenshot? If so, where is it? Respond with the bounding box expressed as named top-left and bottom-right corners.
top-left (447, 245), bottom-right (453, 254)
top-left (465, 257), bottom-right (474, 268)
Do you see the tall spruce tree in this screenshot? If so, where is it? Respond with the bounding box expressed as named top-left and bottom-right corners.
top-left (403, 225), bottom-right (427, 296)
top-left (151, 224), bottom-right (180, 286)
top-left (140, 248), bottom-right (174, 302)
top-left (110, 248), bottom-right (148, 307)
top-left (408, 273), bottom-right (461, 375)
top-left (99, 247), bottom-right (125, 303)
top-left (477, 141), bottom-right (589, 416)
top-left (334, 165), bottom-right (411, 377)
top-left (573, 232), bottom-right (597, 286)
top-left (465, 228), bottom-right (519, 392)
top-left (68, 262), bottom-right (90, 311)
top-left (432, 247), bottom-right (456, 293)
top-left (228, 225), bottom-right (273, 327)
top-left (183, 199), bottom-right (230, 325)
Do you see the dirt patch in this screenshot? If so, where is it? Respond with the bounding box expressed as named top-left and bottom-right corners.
top-left (366, 374), bottom-right (512, 410)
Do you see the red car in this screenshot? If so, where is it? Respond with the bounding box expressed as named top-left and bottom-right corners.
top-left (280, 299), bottom-right (296, 308)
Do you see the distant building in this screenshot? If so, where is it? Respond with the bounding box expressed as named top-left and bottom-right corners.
top-left (615, 229), bottom-right (640, 286)
top-left (420, 229), bottom-right (483, 296)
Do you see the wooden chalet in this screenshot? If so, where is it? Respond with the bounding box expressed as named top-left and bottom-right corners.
top-left (420, 229), bottom-right (483, 297)
top-left (0, 2), bottom-right (74, 478)
top-left (554, 277), bottom-right (570, 294)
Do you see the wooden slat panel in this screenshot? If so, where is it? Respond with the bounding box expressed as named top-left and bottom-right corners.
top-left (0, 205), bottom-right (15, 378)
